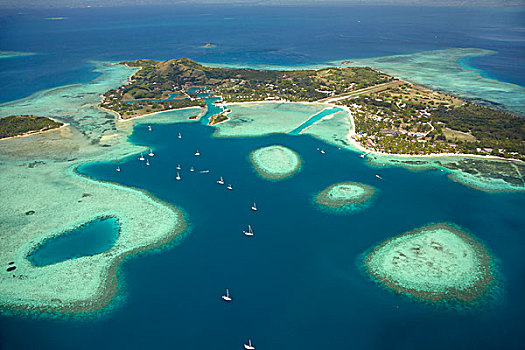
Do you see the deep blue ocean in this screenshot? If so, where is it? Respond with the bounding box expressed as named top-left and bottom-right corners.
top-left (1, 4), bottom-right (525, 350)
top-left (1, 5), bottom-right (525, 104)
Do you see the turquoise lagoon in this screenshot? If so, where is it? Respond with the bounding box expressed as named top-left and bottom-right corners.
top-left (1, 4), bottom-right (525, 350)
top-left (27, 217), bottom-right (119, 267)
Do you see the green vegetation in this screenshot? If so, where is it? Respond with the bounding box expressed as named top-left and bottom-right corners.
top-left (101, 58), bottom-right (391, 118)
top-left (101, 58), bottom-right (524, 159)
top-left (342, 83), bottom-right (525, 160)
top-left (0, 115), bottom-right (63, 139)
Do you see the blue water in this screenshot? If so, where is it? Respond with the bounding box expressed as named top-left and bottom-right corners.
top-left (27, 217), bottom-right (119, 267)
top-left (1, 4), bottom-right (525, 349)
top-left (1, 5), bottom-right (524, 103)
top-left (2, 121), bottom-right (524, 349)
top-left (289, 107), bottom-right (342, 135)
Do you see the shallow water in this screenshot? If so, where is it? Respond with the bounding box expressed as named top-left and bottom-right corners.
top-left (28, 217), bottom-right (119, 267)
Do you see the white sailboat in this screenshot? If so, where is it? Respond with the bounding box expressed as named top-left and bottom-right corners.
top-left (176, 172), bottom-right (181, 181)
top-left (195, 150), bottom-right (201, 156)
top-left (139, 153), bottom-right (145, 161)
top-left (320, 149), bottom-right (326, 154)
top-left (178, 132), bottom-right (182, 139)
top-left (116, 166), bottom-right (121, 172)
top-left (221, 289), bottom-right (232, 302)
top-left (148, 149), bottom-right (155, 157)
top-left (243, 225), bottom-right (254, 237)
top-left (375, 174), bottom-right (382, 180)
top-left (251, 202), bottom-right (257, 211)
top-left (190, 166), bottom-right (195, 172)
top-left (227, 184), bottom-right (233, 190)
top-left (147, 125), bottom-right (152, 131)
top-left (217, 176), bottom-right (224, 185)
top-left (146, 159), bottom-right (150, 166)
top-left (176, 164), bottom-right (181, 170)
top-left (244, 339), bottom-right (255, 350)
top-left (199, 170), bottom-right (210, 174)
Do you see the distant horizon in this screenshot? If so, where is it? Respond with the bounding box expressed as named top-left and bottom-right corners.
top-left (1, 0), bottom-right (524, 9)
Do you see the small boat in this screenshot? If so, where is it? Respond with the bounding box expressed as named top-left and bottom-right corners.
top-left (251, 202), bottom-right (257, 211)
top-left (243, 225), bottom-right (254, 236)
top-left (147, 125), bottom-right (152, 131)
top-left (227, 184), bottom-right (233, 190)
top-left (190, 166), bottom-right (195, 172)
top-left (360, 151), bottom-right (370, 159)
top-left (199, 170), bottom-right (210, 174)
top-left (217, 176), bottom-right (224, 185)
top-left (176, 172), bottom-right (181, 181)
top-left (244, 339), bottom-right (255, 350)
top-left (139, 153), bottom-right (145, 161)
top-left (176, 164), bottom-right (181, 170)
top-left (146, 159), bottom-right (150, 166)
top-left (375, 174), bottom-right (382, 179)
top-left (320, 149), bottom-right (326, 154)
top-left (195, 150), bottom-right (201, 156)
top-left (178, 132), bottom-right (182, 139)
top-left (116, 166), bottom-right (121, 172)
top-left (148, 149), bottom-right (154, 157)
top-left (221, 289), bottom-right (232, 302)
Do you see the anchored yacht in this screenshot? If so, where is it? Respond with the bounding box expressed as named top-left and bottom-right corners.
top-left (178, 132), bottom-right (182, 139)
top-left (148, 149), bottom-right (154, 157)
top-left (116, 166), bottom-right (121, 172)
top-left (190, 166), bottom-right (195, 172)
top-left (147, 125), bottom-right (152, 131)
top-left (176, 164), bottom-right (181, 170)
top-left (217, 176), bottom-right (225, 185)
top-left (227, 184), bottom-right (233, 190)
top-left (176, 172), bottom-right (181, 181)
top-left (195, 150), bottom-right (201, 156)
top-left (146, 159), bottom-right (150, 166)
top-left (251, 202), bottom-right (257, 211)
top-left (221, 289), bottom-right (232, 302)
top-left (139, 153), bottom-right (145, 161)
top-left (375, 174), bottom-right (382, 180)
top-left (243, 225), bottom-right (254, 237)
top-left (244, 339), bottom-right (255, 350)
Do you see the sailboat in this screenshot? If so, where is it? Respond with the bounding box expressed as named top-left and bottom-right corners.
top-left (139, 153), bottom-right (145, 161)
top-left (176, 164), bottom-right (181, 170)
top-left (221, 289), bottom-right (232, 302)
top-left (147, 125), bottom-right (152, 131)
top-left (116, 166), bottom-right (121, 172)
top-left (178, 132), bottom-right (182, 139)
top-left (320, 149), bottom-right (326, 154)
top-left (146, 159), bottom-right (150, 166)
top-left (244, 339), bottom-right (255, 350)
top-left (190, 166), bottom-right (195, 172)
top-left (217, 176), bottom-right (225, 185)
top-left (243, 225), bottom-right (254, 236)
top-left (176, 172), bottom-right (181, 181)
top-left (227, 184), bottom-right (233, 190)
top-left (195, 150), bottom-right (201, 156)
top-left (251, 202), bottom-right (257, 211)
top-left (148, 149), bottom-right (154, 157)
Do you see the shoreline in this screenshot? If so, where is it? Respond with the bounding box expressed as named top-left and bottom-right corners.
top-left (0, 121), bottom-right (70, 142)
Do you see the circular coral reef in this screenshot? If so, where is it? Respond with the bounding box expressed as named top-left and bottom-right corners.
top-left (249, 145), bottom-right (301, 180)
top-left (364, 223), bottom-right (497, 304)
top-left (315, 182), bottom-right (375, 211)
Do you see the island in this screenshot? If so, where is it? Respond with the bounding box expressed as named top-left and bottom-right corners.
top-left (315, 182), bottom-right (375, 211)
top-left (364, 223), bottom-right (497, 304)
top-left (249, 145), bottom-right (302, 180)
top-left (0, 115), bottom-right (63, 140)
top-left (100, 58), bottom-right (524, 161)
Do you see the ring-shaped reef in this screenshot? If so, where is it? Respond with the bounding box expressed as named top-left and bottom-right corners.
top-left (315, 182), bottom-right (375, 212)
top-left (249, 145), bottom-right (302, 180)
top-left (364, 223), bottom-right (497, 305)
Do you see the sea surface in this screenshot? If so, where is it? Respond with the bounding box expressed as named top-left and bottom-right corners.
top-left (1, 4), bottom-right (525, 350)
